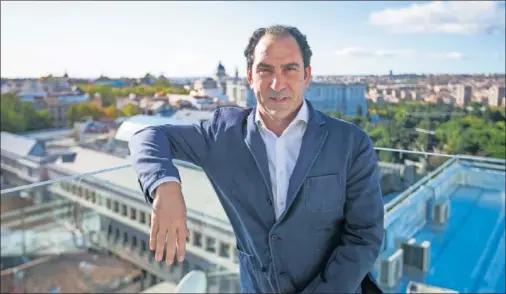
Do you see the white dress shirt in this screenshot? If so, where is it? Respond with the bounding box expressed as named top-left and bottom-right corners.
top-left (255, 100), bottom-right (309, 219)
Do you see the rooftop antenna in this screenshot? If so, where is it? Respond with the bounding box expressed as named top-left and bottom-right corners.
top-left (175, 270), bottom-right (207, 293)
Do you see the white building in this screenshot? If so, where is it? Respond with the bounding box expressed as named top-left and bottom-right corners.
top-left (190, 62), bottom-right (228, 102)
top-left (43, 146), bottom-right (240, 292)
top-left (306, 82), bottom-right (367, 116)
top-left (226, 77), bottom-right (256, 109)
top-left (488, 85), bottom-right (505, 107)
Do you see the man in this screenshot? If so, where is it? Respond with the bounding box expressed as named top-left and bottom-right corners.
top-left (129, 25), bottom-right (384, 293)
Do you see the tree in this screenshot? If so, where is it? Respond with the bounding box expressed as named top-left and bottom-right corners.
top-left (104, 105), bottom-right (121, 118)
top-left (77, 102), bottom-right (104, 120)
top-left (356, 105), bottom-right (363, 117)
top-left (122, 103), bottom-right (141, 117)
top-left (67, 104), bottom-right (80, 126)
top-left (0, 93), bottom-right (53, 133)
top-left (414, 118), bottom-right (432, 152)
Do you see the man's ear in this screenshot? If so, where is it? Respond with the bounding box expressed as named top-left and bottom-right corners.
top-left (247, 68), bottom-right (252, 86)
top-left (304, 66), bottom-right (312, 88)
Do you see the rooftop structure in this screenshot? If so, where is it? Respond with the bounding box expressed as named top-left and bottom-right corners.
top-left (374, 157), bottom-right (505, 293)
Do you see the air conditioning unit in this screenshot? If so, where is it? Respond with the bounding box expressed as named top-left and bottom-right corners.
top-left (401, 239), bottom-right (430, 272)
top-left (378, 248), bottom-right (404, 288)
top-left (406, 281), bottom-right (459, 293)
top-left (432, 201), bottom-right (450, 225)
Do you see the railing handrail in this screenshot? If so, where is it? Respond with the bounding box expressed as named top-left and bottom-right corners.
top-left (1, 148), bottom-right (504, 196)
top-left (384, 157), bottom-right (457, 213)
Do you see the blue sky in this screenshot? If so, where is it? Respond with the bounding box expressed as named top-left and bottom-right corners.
top-left (1, 1), bottom-right (505, 78)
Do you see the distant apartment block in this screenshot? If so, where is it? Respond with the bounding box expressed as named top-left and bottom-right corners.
top-left (454, 84), bottom-right (473, 107)
top-left (488, 85), bottom-right (505, 107)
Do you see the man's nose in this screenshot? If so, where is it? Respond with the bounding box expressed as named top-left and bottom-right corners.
top-left (270, 74), bottom-right (287, 92)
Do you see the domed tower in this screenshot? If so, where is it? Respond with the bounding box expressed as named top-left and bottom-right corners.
top-left (215, 61), bottom-right (227, 95)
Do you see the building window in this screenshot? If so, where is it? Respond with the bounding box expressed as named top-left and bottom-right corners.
top-left (123, 232), bottom-right (128, 246)
top-left (132, 236), bottom-right (138, 250)
top-left (130, 207), bottom-right (136, 220)
top-left (206, 237), bottom-right (216, 253)
top-left (141, 240), bottom-right (147, 253)
top-left (182, 260), bottom-right (190, 275)
top-left (121, 204), bottom-right (128, 216)
top-left (106, 198), bottom-right (111, 210)
top-left (113, 201), bottom-right (119, 213)
top-left (140, 212), bottom-right (146, 224)
top-left (219, 242), bottom-right (230, 258)
top-left (193, 232), bottom-right (202, 247)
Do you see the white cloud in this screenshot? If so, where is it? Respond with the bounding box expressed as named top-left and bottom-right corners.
top-left (428, 51), bottom-right (467, 60)
top-left (335, 46), bottom-right (406, 58)
top-left (369, 1), bottom-right (505, 34)
top-left (336, 46), bottom-right (467, 60)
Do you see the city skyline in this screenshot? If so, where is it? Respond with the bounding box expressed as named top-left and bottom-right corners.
top-left (1, 1), bottom-right (505, 78)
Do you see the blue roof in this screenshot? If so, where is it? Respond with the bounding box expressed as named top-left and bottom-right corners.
top-left (374, 160), bottom-right (505, 293)
top-left (412, 185), bottom-right (504, 293)
top-left (57, 95), bottom-right (88, 103)
top-left (94, 80), bottom-right (128, 87)
top-left (0, 132), bottom-right (45, 158)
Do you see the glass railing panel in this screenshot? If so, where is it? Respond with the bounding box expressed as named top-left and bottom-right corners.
top-left (0, 165), bottom-right (239, 293)
top-left (2, 150), bottom-right (504, 293)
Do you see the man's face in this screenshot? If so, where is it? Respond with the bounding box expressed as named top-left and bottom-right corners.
top-left (247, 34), bottom-right (311, 123)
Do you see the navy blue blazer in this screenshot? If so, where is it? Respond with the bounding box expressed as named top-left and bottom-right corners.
top-left (129, 100), bottom-right (384, 293)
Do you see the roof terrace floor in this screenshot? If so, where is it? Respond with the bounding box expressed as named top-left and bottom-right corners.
top-left (388, 185), bottom-right (505, 293)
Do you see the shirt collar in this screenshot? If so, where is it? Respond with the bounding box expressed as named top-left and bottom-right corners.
top-left (255, 99), bottom-right (309, 128)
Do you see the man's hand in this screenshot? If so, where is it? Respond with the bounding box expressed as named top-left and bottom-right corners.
top-left (150, 182), bottom-right (189, 265)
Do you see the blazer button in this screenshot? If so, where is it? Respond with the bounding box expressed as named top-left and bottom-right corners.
top-left (267, 199), bottom-right (272, 205)
top-left (270, 234), bottom-right (281, 241)
top-left (261, 266), bottom-right (268, 272)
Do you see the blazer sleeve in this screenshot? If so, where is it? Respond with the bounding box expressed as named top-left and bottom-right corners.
top-left (302, 131), bottom-right (384, 293)
top-left (128, 110), bottom-right (218, 204)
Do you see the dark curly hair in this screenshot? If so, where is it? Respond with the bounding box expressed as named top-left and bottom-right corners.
top-left (244, 25), bottom-right (313, 71)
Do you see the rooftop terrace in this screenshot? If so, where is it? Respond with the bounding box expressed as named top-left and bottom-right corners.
top-left (1, 149), bottom-right (504, 293)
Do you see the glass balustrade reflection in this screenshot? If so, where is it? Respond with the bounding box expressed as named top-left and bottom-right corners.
top-left (1, 149), bottom-right (504, 293)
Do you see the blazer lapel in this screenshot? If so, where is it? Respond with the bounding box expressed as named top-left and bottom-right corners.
top-left (243, 109), bottom-right (274, 200)
top-left (282, 102), bottom-right (328, 219)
